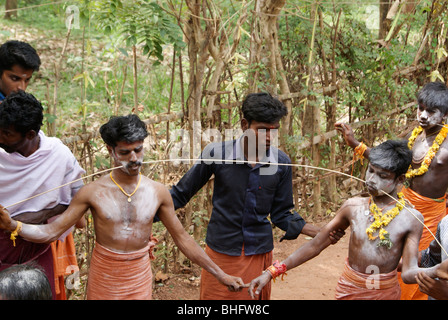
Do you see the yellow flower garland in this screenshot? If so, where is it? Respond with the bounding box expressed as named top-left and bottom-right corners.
top-left (366, 192), bottom-right (405, 249)
top-left (406, 124), bottom-right (448, 180)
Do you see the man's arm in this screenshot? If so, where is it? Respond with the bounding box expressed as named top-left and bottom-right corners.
top-left (157, 185), bottom-right (244, 291)
top-left (400, 214), bottom-right (443, 283)
top-left (248, 206), bottom-right (350, 298)
top-left (0, 186), bottom-right (91, 244)
top-left (14, 204), bottom-right (68, 224)
top-left (335, 123), bottom-right (371, 158)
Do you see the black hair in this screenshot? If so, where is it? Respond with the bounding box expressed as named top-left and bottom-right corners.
top-left (0, 40), bottom-right (41, 75)
top-left (242, 92), bottom-right (287, 124)
top-left (99, 114), bottom-right (148, 147)
top-left (0, 91), bottom-right (43, 135)
top-left (369, 140), bottom-right (412, 177)
top-left (417, 81), bottom-right (448, 115)
top-left (0, 263), bottom-right (52, 300)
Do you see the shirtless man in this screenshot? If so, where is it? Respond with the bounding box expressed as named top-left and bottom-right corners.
top-left (248, 140), bottom-right (448, 300)
top-left (335, 81), bottom-right (448, 299)
top-left (0, 114), bottom-right (244, 300)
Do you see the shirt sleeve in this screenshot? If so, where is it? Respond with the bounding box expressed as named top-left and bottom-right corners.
top-left (170, 143), bottom-right (218, 210)
top-left (269, 163), bottom-right (306, 240)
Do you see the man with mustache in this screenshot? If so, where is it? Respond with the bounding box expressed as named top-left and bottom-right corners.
top-left (335, 81), bottom-right (448, 299)
top-left (0, 114), bottom-right (245, 299)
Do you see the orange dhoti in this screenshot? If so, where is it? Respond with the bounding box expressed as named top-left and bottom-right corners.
top-left (398, 187), bottom-right (447, 300)
top-left (200, 245), bottom-right (273, 300)
top-left (51, 233), bottom-right (79, 300)
top-left (86, 242), bottom-right (152, 300)
top-left (335, 258), bottom-right (401, 300)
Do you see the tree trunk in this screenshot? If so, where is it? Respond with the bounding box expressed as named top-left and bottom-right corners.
top-left (4, 0), bottom-right (17, 19)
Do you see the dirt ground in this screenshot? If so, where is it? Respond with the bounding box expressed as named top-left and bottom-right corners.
top-left (152, 221), bottom-right (350, 300)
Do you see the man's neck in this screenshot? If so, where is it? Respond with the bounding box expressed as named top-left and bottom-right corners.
top-left (19, 135), bottom-right (40, 157)
top-left (371, 190), bottom-right (399, 207)
top-left (423, 124), bottom-right (444, 137)
top-left (111, 169), bottom-right (140, 185)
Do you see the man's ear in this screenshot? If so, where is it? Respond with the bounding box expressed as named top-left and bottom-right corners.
top-left (396, 173), bottom-right (406, 185)
top-left (106, 145), bottom-right (114, 156)
top-left (25, 130), bottom-right (37, 140)
top-left (241, 118), bottom-right (249, 131)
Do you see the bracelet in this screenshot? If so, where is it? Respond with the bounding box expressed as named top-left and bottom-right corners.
top-left (10, 221), bottom-right (22, 247)
top-left (265, 260), bottom-right (287, 282)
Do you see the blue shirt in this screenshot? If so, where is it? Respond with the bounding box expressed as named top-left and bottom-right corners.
top-left (0, 91), bottom-right (5, 102)
top-left (170, 138), bottom-right (306, 256)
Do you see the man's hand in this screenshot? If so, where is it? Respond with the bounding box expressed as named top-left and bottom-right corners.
top-left (217, 273), bottom-right (247, 292)
top-left (436, 259), bottom-right (448, 280)
top-left (335, 123), bottom-right (359, 149)
top-left (416, 272), bottom-right (448, 300)
top-left (0, 204), bottom-right (15, 232)
top-left (329, 229), bottom-right (345, 245)
top-left (247, 271), bottom-right (272, 299)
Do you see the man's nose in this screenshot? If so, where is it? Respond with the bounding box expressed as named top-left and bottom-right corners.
top-left (129, 151), bottom-right (137, 162)
top-left (420, 110), bottom-right (429, 119)
top-left (16, 80), bottom-right (27, 91)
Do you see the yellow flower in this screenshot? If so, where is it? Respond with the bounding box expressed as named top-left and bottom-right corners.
top-left (406, 124), bottom-right (448, 180)
top-left (366, 192), bottom-right (405, 248)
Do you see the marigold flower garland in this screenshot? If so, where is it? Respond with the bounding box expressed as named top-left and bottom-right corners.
top-left (366, 192), bottom-right (405, 249)
top-left (405, 124), bottom-right (448, 183)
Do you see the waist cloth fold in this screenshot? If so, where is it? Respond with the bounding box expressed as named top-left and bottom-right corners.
top-left (200, 245), bottom-right (273, 300)
top-left (86, 242), bottom-right (152, 300)
top-left (398, 187), bottom-right (447, 300)
top-left (335, 258), bottom-right (401, 300)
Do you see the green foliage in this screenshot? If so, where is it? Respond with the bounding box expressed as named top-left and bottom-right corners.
top-left (78, 0), bottom-right (184, 62)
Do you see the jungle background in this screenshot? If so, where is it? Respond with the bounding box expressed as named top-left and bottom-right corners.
top-left (1, 0), bottom-right (447, 299)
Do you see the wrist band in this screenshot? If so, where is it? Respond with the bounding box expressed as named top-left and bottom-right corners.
top-left (351, 142), bottom-right (367, 179)
top-left (265, 260), bottom-right (287, 282)
top-left (10, 221), bottom-right (22, 247)
top-left (354, 142), bottom-right (367, 163)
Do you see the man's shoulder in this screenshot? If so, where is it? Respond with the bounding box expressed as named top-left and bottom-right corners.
top-left (270, 147), bottom-right (291, 164)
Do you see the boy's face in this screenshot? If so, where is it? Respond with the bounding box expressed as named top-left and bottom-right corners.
top-left (417, 104), bottom-right (446, 130)
top-left (108, 140), bottom-right (144, 176)
top-left (0, 64), bottom-right (34, 97)
top-left (365, 164), bottom-right (398, 197)
top-left (241, 119), bottom-right (280, 151)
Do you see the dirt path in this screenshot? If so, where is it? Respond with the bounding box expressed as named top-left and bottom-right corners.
top-left (269, 230), bottom-right (349, 300)
top-left (153, 224), bottom-right (350, 300)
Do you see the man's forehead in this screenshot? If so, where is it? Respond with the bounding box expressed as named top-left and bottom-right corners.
top-left (249, 120), bottom-right (280, 129)
top-left (5, 65), bottom-right (34, 78)
top-left (115, 140), bottom-right (144, 149)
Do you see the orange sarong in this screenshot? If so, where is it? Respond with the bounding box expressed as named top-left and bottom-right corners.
top-left (335, 258), bottom-right (401, 300)
top-left (200, 245), bottom-right (273, 300)
top-left (50, 233), bottom-right (79, 300)
top-left (86, 242), bottom-right (152, 300)
top-left (398, 187), bottom-right (447, 300)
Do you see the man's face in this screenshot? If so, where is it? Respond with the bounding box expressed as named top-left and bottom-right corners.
top-left (417, 104), bottom-right (446, 130)
top-left (0, 125), bottom-right (29, 155)
top-left (109, 140), bottom-right (144, 176)
top-left (365, 164), bottom-right (398, 197)
top-left (0, 65), bottom-right (34, 97)
top-left (242, 119), bottom-right (280, 152)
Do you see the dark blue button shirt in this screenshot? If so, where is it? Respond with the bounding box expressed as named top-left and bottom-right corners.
top-left (170, 138), bottom-right (305, 256)
top-left (0, 91), bottom-right (5, 102)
